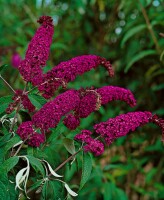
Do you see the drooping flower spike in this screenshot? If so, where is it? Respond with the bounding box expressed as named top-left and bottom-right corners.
top-left (18, 16), bottom-right (54, 85)
top-left (17, 90), bottom-right (80, 146)
top-left (63, 86), bottom-right (137, 130)
top-left (32, 89), bottom-right (80, 131)
top-left (16, 85), bottom-right (136, 146)
top-left (38, 55), bottom-right (114, 99)
top-left (75, 111), bottom-right (164, 156)
top-left (74, 130), bottom-right (104, 156)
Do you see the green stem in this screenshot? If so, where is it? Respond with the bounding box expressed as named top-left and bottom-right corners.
top-left (9, 82), bottom-right (28, 133)
top-left (48, 148), bottom-right (82, 176)
top-left (0, 74), bottom-right (16, 93)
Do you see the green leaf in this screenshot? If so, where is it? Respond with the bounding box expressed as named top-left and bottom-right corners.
top-left (103, 182), bottom-right (115, 200)
top-left (0, 133), bottom-right (12, 147)
top-left (116, 188), bottom-right (128, 200)
top-left (26, 155), bottom-right (45, 176)
top-left (27, 146), bottom-right (34, 156)
top-left (152, 83), bottom-right (164, 91)
top-left (28, 94), bottom-right (47, 109)
top-left (79, 153), bottom-right (92, 190)
top-left (0, 156), bottom-right (19, 173)
top-left (0, 181), bottom-right (7, 199)
top-left (121, 24), bottom-right (147, 47)
top-left (63, 138), bottom-right (76, 154)
top-left (0, 95), bottom-right (12, 115)
top-left (0, 95), bottom-right (12, 105)
top-left (0, 64), bottom-right (8, 74)
top-left (0, 173), bottom-right (18, 200)
top-left (28, 180), bottom-right (43, 193)
top-left (4, 135), bottom-right (21, 153)
top-left (124, 50), bottom-right (157, 73)
top-left (41, 181), bottom-right (49, 200)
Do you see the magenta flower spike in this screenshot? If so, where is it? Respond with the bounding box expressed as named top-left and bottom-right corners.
top-left (63, 86), bottom-right (136, 130)
top-left (96, 86), bottom-right (136, 106)
top-left (18, 16), bottom-right (54, 85)
top-left (77, 86), bottom-right (136, 118)
top-left (74, 111), bottom-right (164, 156)
top-left (94, 111), bottom-right (152, 145)
top-left (17, 121), bottom-right (45, 147)
top-left (38, 55), bottom-right (114, 99)
top-left (32, 90), bottom-right (80, 131)
top-left (74, 130), bottom-right (104, 156)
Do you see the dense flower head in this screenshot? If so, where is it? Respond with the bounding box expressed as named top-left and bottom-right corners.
top-left (96, 86), bottom-right (136, 107)
top-left (11, 53), bottom-right (22, 68)
top-left (63, 113), bottom-right (80, 130)
top-left (63, 86), bottom-right (136, 130)
top-left (75, 89), bottom-right (101, 118)
top-left (74, 130), bottom-right (93, 143)
top-left (94, 111), bottom-right (152, 145)
top-left (17, 121), bottom-right (45, 147)
top-left (18, 16), bottom-right (54, 85)
top-left (38, 55), bottom-right (114, 99)
top-left (32, 90), bottom-right (80, 131)
top-left (6, 90), bottom-right (35, 114)
top-left (84, 139), bottom-right (104, 156)
top-left (76, 86), bottom-right (136, 118)
top-left (74, 130), bottom-right (104, 156)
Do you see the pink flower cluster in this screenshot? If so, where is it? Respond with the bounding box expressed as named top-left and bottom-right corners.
top-left (74, 130), bottom-right (104, 156)
top-left (38, 55), bottom-right (114, 99)
top-left (17, 121), bottom-right (45, 147)
top-left (94, 111), bottom-right (152, 145)
top-left (6, 90), bottom-right (35, 114)
top-left (63, 86), bottom-right (136, 130)
top-left (18, 16), bottom-right (54, 85)
top-left (9, 15), bottom-right (163, 152)
top-left (32, 90), bottom-right (80, 131)
top-left (75, 111), bottom-right (153, 155)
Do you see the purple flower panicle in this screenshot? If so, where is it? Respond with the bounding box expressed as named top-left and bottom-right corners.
top-left (76, 91), bottom-right (100, 118)
top-left (74, 130), bottom-right (93, 143)
top-left (84, 139), bottom-right (104, 156)
top-left (18, 16), bottom-right (54, 85)
top-left (32, 90), bottom-right (80, 131)
top-left (38, 55), bottom-right (114, 99)
top-left (94, 111), bottom-right (152, 145)
top-left (74, 130), bottom-right (104, 156)
top-left (17, 121), bottom-right (45, 147)
top-left (97, 86), bottom-right (136, 107)
top-left (75, 111), bottom-right (154, 156)
top-left (63, 114), bottom-right (80, 130)
top-left (64, 86), bottom-right (136, 130)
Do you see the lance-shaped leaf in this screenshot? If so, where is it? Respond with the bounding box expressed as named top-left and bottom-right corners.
top-left (64, 183), bottom-right (78, 197)
top-left (15, 156), bottom-right (30, 199)
top-left (43, 160), bottom-right (62, 177)
top-left (15, 167), bottom-right (28, 190)
top-left (13, 140), bottom-right (23, 148)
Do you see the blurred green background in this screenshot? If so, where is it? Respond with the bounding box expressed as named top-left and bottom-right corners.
top-left (0, 0), bottom-right (164, 199)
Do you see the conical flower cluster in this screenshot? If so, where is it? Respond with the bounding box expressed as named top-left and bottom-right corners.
top-left (5, 15), bottom-right (162, 152)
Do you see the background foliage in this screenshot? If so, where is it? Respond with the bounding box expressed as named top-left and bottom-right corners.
top-left (0, 0), bottom-right (163, 199)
